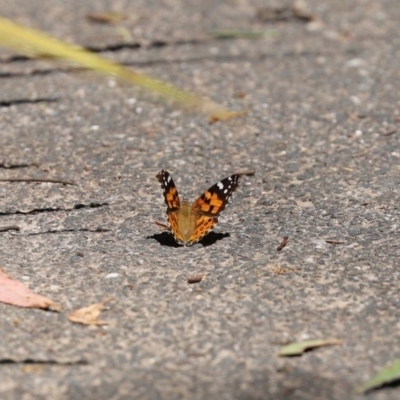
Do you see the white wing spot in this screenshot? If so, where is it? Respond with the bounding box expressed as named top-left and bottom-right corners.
top-left (217, 181), bottom-right (224, 190)
top-left (224, 189), bottom-right (228, 194)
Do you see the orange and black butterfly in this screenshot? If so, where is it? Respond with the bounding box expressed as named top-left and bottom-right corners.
top-left (156, 169), bottom-right (240, 246)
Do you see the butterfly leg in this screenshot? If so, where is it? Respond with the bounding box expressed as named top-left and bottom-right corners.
top-left (154, 221), bottom-right (171, 231)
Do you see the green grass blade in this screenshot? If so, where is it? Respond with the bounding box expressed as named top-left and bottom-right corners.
top-left (0, 16), bottom-right (242, 121)
top-left (279, 339), bottom-right (342, 356)
top-left (356, 358), bottom-right (400, 394)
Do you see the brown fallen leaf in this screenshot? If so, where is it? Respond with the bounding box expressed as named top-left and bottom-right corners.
top-left (208, 110), bottom-right (248, 124)
top-left (0, 266), bottom-right (61, 311)
top-left (68, 298), bottom-right (113, 326)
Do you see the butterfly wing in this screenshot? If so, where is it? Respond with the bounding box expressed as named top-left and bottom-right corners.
top-left (156, 169), bottom-right (180, 211)
top-left (191, 174), bottom-right (240, 217)
top-left (187, 174), bottom-right (240, 244)
top-left (186, 215), bottom-right (218, 245)
top-left (166, 211), bottom-right (184, 243)
top-left (156, 169), bottom-right (184, 242)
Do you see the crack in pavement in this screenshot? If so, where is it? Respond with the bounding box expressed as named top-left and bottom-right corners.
top-left (0, 97), bottom-right (58, 106)
top-left (0, 202), bottom-right (109, 216)
top-left (25, 227), bottom-right (111, 236)
top-left (0, 163), bottom-right (36, 169)
top-left (0, 48), bottom-right (361, 80)
top-left (0, 358), bottom-right (88, 365)
top-left (1, 37), bottom-right (202, 65)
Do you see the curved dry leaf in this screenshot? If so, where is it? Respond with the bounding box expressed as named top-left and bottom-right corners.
top-left (0, 266), bottom-right (61, 311)
top-left (68, 298), bottom-right (113, 326)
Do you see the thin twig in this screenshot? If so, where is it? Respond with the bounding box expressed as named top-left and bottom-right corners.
top-left (381, 129), bottom-right (397, 137)
top-left (154, 221), bottom-right (170, 230)
top-left (277, 236), bottom-right (289, 251)
top-left (233, 169), bottom-right (256, 176)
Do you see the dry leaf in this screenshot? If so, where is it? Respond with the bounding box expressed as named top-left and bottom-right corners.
top-left (208, 110), bottom-right (248, 124)
top-left (0, 266), bottom-right (61, 311)
top-left (68, 298), bottom-right (113, 326)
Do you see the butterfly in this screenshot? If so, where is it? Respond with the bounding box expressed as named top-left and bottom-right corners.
top-left (156, 169), bottom-right (240, 246)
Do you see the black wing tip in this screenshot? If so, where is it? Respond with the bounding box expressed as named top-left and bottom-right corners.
top-left (224, 174), bottom-right (240, 189)
top-left (231, 174), bottom-right (240, 184)
top-left (156, 169), bottom-right (170, 184)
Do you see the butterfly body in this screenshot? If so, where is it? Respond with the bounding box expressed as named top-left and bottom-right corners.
top-left (156, 169), bottom-right (239, 246)
top-left (173, 200), bottom-right (199, 244)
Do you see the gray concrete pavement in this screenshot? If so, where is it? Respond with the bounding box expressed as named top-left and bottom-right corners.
top-left (0, 1), bottom-right (400, 399)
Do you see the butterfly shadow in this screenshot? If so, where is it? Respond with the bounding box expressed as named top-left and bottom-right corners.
top-left (147, 231), bottom-right (230, 248)
top-left (147, 232), bottom-right (182, 247)
top-left (198, 231), bottom-right (230, 247)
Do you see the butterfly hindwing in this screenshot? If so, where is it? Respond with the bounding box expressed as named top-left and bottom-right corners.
top-left (166, 211), bottom-right (184, 243)
top-left (187, 215), bottom-right (217, 245)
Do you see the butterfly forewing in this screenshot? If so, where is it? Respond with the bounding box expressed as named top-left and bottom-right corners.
top-left (191, 174), bottom-right (240, 217)
top-left (157, 169), bottom-right (180, 211)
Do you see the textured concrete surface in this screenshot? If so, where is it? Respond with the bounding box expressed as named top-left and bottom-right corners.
top-left (0, 0), bottom-right (399, 399)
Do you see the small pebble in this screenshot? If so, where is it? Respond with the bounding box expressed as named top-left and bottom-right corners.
top-left (105, 273), bottom-right (119, 279)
